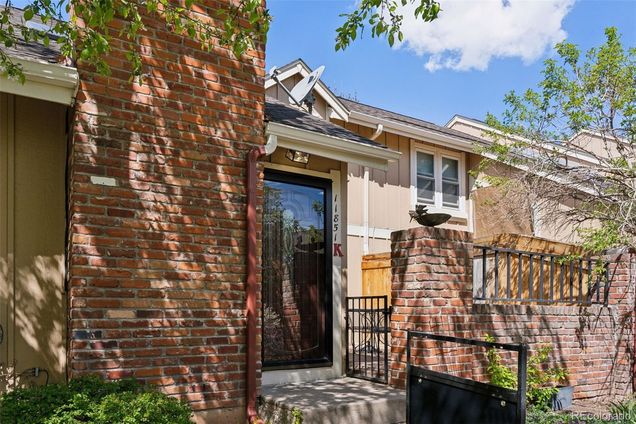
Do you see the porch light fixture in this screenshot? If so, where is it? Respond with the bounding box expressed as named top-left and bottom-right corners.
top-left (285, 149), bottom-right (310, 164)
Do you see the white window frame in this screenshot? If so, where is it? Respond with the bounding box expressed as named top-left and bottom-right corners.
top-left (410, 142), bottom-right (467, 219)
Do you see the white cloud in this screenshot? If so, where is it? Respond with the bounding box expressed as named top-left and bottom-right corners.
top-left (397, 0), bottom-right (575, 71)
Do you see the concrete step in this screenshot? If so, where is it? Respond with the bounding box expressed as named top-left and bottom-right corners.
top-left (259, 377), bottom-right (406, 424)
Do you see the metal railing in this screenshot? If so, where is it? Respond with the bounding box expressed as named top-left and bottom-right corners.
top-left (345, 295), bottom-right (391, 384)
top-left (407, 331), bottom-right (528, 424)
top-left (474, 245), bottom-right (609, 305)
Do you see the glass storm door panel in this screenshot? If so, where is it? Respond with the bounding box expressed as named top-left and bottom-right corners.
top-left (262, 171), bottom-right (332, 368)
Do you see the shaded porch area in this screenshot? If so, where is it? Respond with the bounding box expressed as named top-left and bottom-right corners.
top-left (259, 377), bottom-right (405, 424)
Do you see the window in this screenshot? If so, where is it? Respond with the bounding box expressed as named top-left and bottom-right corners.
top-left (441, 157), bottom-right (459, 207)
top-left (416, 152), bottom-right (435, 204)
top-left (411, 145), bottom-right (465, 214)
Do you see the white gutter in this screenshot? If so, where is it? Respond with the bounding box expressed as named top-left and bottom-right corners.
top-left (0, 57), bottom-right (78, 105)
top-left (265, 134), bottom-right (278, 155)
top-left (349, 110), bottom-right (481, 153)
top-left (265, 121), bottom-right (401, 171)
top-left (447, 116), bottom-right (603, 166)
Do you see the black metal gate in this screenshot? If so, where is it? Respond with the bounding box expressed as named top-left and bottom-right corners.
top-left (407, 331), bottom-right (528, 424)
top-left (345, 296), bottom-right (390, 384)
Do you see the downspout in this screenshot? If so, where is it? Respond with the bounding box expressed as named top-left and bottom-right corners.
top-left (246, 133), bottom-right (277, 424)
top-left (362, 167), bottom-right (369, 254)
top-left (362, 124), bottom-right (383, 255)
top-left (370, 123), bottom-right (383, 141)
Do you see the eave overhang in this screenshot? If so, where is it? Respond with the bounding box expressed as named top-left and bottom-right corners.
top-left (265, 121), bottom-right (401, 171)
top-left (0, 57), bottom-right (78, 105)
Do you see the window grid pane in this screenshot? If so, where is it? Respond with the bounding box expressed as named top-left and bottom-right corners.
top-left (442, 181), bottom-right (459, 208)
top-left (442, 157), bottom-right (459, 182)
top-left (417, 152), bottom-right (434, 177)
top-left (416, 152), bottom-right (435, 204)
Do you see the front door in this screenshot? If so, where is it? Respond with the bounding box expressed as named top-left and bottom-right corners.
top-left (262, 170), bottom-right (332, 369)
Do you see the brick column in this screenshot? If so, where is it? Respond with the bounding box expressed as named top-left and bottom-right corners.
top-left (67, 5), bottom-right (266, 422)
top-left (388, 226), bottom-right (474, 388)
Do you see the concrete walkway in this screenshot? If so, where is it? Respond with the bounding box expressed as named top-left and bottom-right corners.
top-left (259, 377), bottom-right (406, 424)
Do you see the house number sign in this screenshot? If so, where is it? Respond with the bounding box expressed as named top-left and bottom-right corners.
top-left (333, 193), bottom-right (343, 257)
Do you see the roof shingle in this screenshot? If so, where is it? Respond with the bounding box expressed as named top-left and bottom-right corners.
top-left (338, 97), bottom-right (485, 145)
top-left (265, 97), bottom-right (387, 149)
top-left (1, 6), bottom-right (65, 64)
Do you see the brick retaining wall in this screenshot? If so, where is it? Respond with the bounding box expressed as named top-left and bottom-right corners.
top-left (390, 226), bottom-right (634, 403)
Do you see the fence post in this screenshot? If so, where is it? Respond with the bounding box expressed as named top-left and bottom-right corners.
top-left (345, 298), bottom-right (350, 377)
top-left (517, 343), bottom-right (528, 424)
top-left (406, 330), bottom-right (411, 424)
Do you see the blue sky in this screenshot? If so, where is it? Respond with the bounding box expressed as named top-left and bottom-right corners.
top-left (266, 0), bottom-right (636, 124)
top-left (9, 0), bottom-right (635, 125)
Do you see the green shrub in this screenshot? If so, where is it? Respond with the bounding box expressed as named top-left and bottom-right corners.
top-left (610, 396), bottom-right (636, 424)
top-left (0, 375), bottom-right (192, 424)
top-left (484, 335), bottom-right (568, 411)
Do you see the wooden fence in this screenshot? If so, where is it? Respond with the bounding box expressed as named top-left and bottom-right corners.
top-left (474, 234), bottom-right (602, 304)
top-left (361, 253), bottom-right (392, 302)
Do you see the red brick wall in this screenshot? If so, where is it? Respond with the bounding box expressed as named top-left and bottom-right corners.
top-left (390, 226), bottom-right (634, 403)
top-left (67, 4), bottom-right (265, 422)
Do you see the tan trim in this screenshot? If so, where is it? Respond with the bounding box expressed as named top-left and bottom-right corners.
top-left (0, 58), bottom-right (78, 105)
top-left (0, 93), bottom-right (16, 367)
top-left (265, 122), bottom-right (401, 171)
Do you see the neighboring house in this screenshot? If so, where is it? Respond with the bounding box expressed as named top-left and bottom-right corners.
top-left (266, 59), bottom-right (600, 296)
top-left (446, 115), bottom-right (605, 243)
top-left (0, 8), bottom-right (77, 393)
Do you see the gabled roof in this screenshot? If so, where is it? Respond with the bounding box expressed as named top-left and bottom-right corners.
top-left (266, 59), bottom-right (490, 151)
top-left (341, 98), bottom-right (485, 145)
top-left (265, 58), bottom-right (350, 121)
top-left (265, 96), bottom-right (401, 170)
top-left (265, 97), bottom-right (385, 149)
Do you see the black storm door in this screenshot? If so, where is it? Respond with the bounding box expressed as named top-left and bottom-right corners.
top-left (262, 170), bottom-right (333, 369)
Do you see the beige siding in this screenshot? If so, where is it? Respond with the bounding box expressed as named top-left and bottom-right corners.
top-left (335, 119), bottom-right (472, 296)
top-left (0, 93), bottom-right (67, 390)
top-left (471, 159), bottom-right (590, 244)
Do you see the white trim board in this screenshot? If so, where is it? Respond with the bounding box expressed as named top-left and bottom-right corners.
top-left (347, 224), bottom-right (392, 240)
top-left (348, 110), bottom-right (479, 153)
top-left (0, 58), bottom-right (78, 105)
top-left (410, 141), bottom-right (468, 219)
